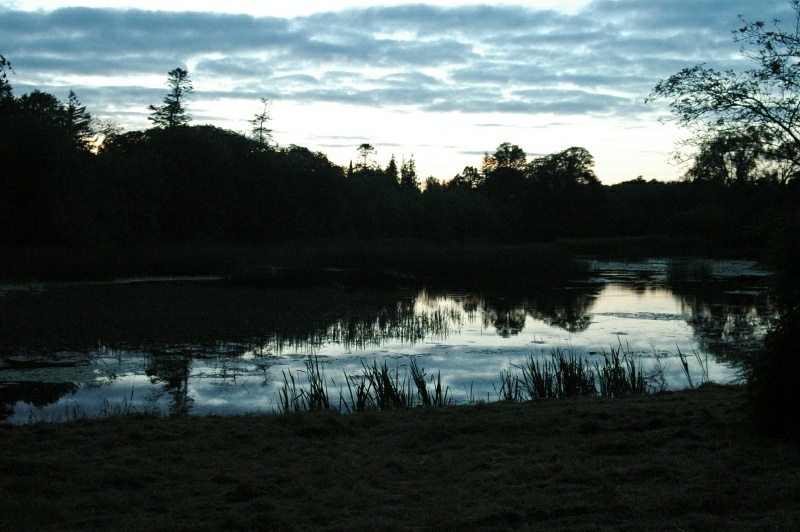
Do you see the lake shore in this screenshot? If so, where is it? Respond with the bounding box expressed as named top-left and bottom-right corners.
top-left (0, 236), bottom-right (757, 283)
top-left (2, 384), bottom-right (798, 530)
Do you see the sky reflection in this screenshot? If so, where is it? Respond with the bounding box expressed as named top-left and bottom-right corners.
top-left (1, 260), bottom-right (772, 421)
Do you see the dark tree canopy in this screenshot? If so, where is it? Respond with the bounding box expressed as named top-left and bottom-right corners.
top-left (648, 0), bottom-right (800, 177)
top-left (148, 68), bottom-right (193, 128)
top-left (529, 147), bottom-right (599, 188)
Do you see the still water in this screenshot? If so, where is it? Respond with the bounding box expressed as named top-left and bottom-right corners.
top-left (0, 258), bottom-right (772, 421)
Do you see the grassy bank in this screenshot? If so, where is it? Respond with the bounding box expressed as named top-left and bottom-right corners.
top-left (2, 385), bottom-right (798, 530)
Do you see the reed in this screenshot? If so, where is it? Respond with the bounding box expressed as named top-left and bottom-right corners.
top-left (677, 346), bottom-right (710, 389)
top-left (275, 345), bottom-right (691, 416)
top-left (595, 345), bottom-right (647, 397)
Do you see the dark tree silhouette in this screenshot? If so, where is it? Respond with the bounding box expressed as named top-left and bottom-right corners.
top-left (385, 154), bottom-right (400, 184)
top-left (65, 90), bottom-right (93, 148)
top-left (249, 97), bottom-right (273, 146)
top-left (529, 147), bottom-right (599, 188)
top-left (0, 54), bottom-right (13, 109)
top-left (683, 129), bottom-right (764, 185)
top-left (148, 68), bottom-right (193, 128)
top-left (357, 143), bottom-right (376, 168)
top-left (491, 142), bottom-right (527, 170)
top-left (648, 0), bottom-right (800, 176)
top-left (400, 155), bottom-right (420, 191)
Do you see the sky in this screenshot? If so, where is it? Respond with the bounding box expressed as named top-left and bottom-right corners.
top-left (0, 0), bottom-right (793, 183)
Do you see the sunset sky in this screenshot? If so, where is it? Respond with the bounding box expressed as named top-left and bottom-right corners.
top-left (1, 1), bottom-right (792, 183)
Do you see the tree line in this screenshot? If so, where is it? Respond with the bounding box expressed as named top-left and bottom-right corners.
top-left (0, 56), bottom-right (797, 249)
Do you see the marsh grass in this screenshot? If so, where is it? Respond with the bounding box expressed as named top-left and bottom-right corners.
top-left (278, 357), bottom-right (332, 413)
top-left (508, 346), bottom-right (647, 401)
top-left (281, 347), bottom-right (655, 415)
top-left (678, 346), bottom-right (711, 389)
top-left (280, 356), bottom-right (453, 414)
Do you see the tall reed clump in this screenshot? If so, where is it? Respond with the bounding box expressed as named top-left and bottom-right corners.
top-left (278, 356), bottom-right (332, 413)
top-left (278, 356), bottom-right (452, 414)
top-left (511, 346), bottom-right (648, 401)
top-left (595, 345), bottom-right (648, 397)
top-left (279, 348), bottom-right (653, 415)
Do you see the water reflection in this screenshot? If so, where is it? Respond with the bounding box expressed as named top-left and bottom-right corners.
top-left (0, 259), bottom-right (773, 421)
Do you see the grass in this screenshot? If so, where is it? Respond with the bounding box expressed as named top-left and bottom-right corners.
top-left (275, 347), bottom-right (657, 415)
top-left (1, 384), bottom-right (798, 530)
top-left (279, 356), bottom-right (453, 414)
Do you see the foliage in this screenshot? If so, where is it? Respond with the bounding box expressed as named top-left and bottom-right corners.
top-left (529, 146), bottom-right (599, 188)
top-left (683, 129), bottom-right (765, 185)
top-left (1, 52), bottom-right (798, 248)
top-left (248, 97), bottom-right (273, 146)
top-left (648, 0), bottom-right (800, 179)
top-left (0, 53), bottom-right (13, 106)
top-left (400, 155), bottom-right (420, 191)
top-left (148, 67), bottom-right (193, 128)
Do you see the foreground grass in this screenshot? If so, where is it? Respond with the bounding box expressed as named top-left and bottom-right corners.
top-left (2, 385), bottom-right (798, 530)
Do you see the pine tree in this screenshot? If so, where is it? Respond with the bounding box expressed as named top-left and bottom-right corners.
top-left (385, 154), bottom-right (400, 184)
top-left (65, 90), bottom-right (93, 147)
top-left (148, 68), bottom-right (193, 128)
top-left (400, 155), bottom-right (420, 191)
top-left (249, 97), bottom-right (273, 146)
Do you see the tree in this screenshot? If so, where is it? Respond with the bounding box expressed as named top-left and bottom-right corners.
top-left (18, 90), bottom-right (63, 126)
top-left (0, 54), bottom-right (13, 109)
top-left (481, 142), bottom-right (527, 175)
top-left (400, 155), bottom-right (420, 191)
top-left (249, 97), bottom-right (273, 146)
top-left (449, 166), bottom-right (483, 189)
top-left (148, 68), bottom-right (193, 128)
top-left (385, 154), bottom-right (400, 184)
top-left (357, 143), bottom-right (376, 168)
top-left (493, 142), bottom-right (527, 170)
top-left (650, 1), bottom-right (800, 438)
top-left (648, 0), bottom-right (800, 176)
top-left (683, 129), bottom-right (764, 185)
top-left (65, 90), bottom-right (93, 148)
top-left (529, 147), bottom-right (599, 188)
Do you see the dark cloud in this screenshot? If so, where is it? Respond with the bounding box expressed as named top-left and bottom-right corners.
top-left (0, 1), bottom-right (790, 124)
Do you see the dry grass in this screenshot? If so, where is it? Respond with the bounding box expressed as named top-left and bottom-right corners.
top-left (2, 384), bottom-right (798, 530)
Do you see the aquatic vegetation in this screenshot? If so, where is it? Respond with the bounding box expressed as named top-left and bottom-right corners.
top-left (279, 356), bottom-right (453, 414)
top-left (512, 346), bottom-right (646, 401)
top-left (278, 348), bottom-right (657, 415)
top-left (677, 346), bottom-right (710, 389)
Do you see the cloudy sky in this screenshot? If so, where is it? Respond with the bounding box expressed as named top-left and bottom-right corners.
top-left (0, 0), bottom-right (793, 183)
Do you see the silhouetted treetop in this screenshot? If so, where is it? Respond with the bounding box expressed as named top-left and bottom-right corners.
top-left (249, 97), bottom-right (273, 147)
top-left (148, 68), bottom-right (193, 128)
top-left (357, 143), bottom-right (376, 168)
top-left (529, 147), bottom-right (599, 188)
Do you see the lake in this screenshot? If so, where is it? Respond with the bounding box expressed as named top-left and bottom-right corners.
top-left (0, 258), bottom-right (772, 421)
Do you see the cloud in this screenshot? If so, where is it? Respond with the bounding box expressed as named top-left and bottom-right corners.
top-left (0, 1), bottom-right (792, 126)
